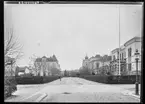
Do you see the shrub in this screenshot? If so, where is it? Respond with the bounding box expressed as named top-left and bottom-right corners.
top-left (4, 76), bottom-right (17, 99)
top-left (15, 76), bottom-right (60, 84)
top-left (43, 76), bottom-right (59, 83)
top-left (15, 76), bottom-right (43, 84)
top-left (80, 75), bottom-right (141, 84)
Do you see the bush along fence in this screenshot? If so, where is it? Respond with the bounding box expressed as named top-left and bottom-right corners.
top-left (79, 75), bottom-right (141, 84)
top-left (4, 76), bottom-right (17, 99)
top-left (15, 76), bottom-right (60, 84)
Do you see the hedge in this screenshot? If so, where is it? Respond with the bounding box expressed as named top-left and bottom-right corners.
top-left (43, 76), bottom-right (60, 83)
top-left (79, 75), bottom-right (141, 84)
top-left (4, 76), bottom-right (17, 99)
top-left (15, 76), bottom-right (43, 84)
top-left (15, 76), bottom-right (60, 84)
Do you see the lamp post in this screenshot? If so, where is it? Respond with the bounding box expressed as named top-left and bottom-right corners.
top-left (134, 49), bottom-right (140, 95)
top-left (124, 58), bottom-right (126, 75)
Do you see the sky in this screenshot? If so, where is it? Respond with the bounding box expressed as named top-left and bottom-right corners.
top-left (4, 4), bottom-right (143, 70)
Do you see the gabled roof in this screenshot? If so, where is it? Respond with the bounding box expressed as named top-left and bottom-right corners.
top-left (35, 58), bottom-right (42, 62)
top-left (42, 56), bottom-right (47, 58)
top-left (35, 55), bottom-right (58, 62)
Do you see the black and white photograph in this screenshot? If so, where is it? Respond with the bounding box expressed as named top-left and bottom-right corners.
top-left (4, 1), bottom-right (143, 103)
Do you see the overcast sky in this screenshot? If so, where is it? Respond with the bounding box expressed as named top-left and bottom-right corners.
top-left (4, 4), bottom-right (143, 70)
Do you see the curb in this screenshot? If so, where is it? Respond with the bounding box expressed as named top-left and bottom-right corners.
top-left (122, 90), bottom-right (140, 99)
top-left (128, 92), bottom-right (140, 99)
top-left (35, 93), bottom-right (47, 102)
top-left (20, 83), bottom-right (50, 101)
top-left (21, 91), bottom-right (41, 101)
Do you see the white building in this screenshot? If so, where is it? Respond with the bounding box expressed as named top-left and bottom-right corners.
top-left (82, 55), bottom-right (111, 75)
top-left (124, 36), bottom-right (142, 75)
top-left (111, 48), bottom-right (119, 61)
top-left (25, 68), bottom-right (30, 74)
top-left (110, 36), bottom-right (142, 75)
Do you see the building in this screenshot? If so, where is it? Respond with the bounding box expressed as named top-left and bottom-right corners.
top-left (110, 36), bottom-right (142, 75)
top-left (82, 55), bottom-right (90, 69)
top-left (15, 66), bottom-right (32, 76)
top-left (124, 36), bottom-right (142, 75)
top-left (5, 56), bottom-right (15, 76)
top-left (34, 55), bottom-right (61, 76)
top-left (81, 54), bottom-right (111, 75)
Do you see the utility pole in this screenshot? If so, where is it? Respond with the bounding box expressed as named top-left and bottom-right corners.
top-left (118, 5), bottom-right (121, 76)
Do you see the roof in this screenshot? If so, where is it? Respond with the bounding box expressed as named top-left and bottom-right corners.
top-left (35, 58), bottom-right (42, 62)
top-left (35, 56), bottom-right (58, 62)
top-left (95, 54), bottom-right (101, 58)
top-left (111, 48), bottom-right (119, 54)
top-left (5, 56), bottom-right (15, 62)
top-left (42, 56), bottom-right (47, 58)
top-left (124, 36), bottom-right (141, 47)
top-left (90, 57), bottom-right (101, 62)
top-left (18, 66), bottom-right (29, 72)
top-left (85, 55), bottom-right (88, 59)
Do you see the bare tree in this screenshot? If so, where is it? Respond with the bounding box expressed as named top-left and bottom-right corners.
top-left (4, 27), bottom-right (24, 65)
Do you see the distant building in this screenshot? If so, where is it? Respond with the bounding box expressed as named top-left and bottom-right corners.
top-left (82, 54), bottom-right (111, 75)
top-left (5, 56), bottom-right (15, 76)
top-left (15, 66), bottom-right (31, 76)
top-left (34, 55), bottom-right (61, 76)
top-left (82, 55), bottom-right (90, 69)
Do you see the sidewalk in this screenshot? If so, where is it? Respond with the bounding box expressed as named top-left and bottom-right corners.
top-left (111, 84), bottom-right (141, 99)
top-left (5, 83), bottom-right (49, 102)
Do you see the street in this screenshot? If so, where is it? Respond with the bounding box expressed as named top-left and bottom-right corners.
top-left (5, 77), bottom-right (140, 102)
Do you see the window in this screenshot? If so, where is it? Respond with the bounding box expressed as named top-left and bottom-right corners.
top-left (128, 48), bottom-right (132, 57)
top-left (122, 53), bottom-right (123, 60)
top-left (130, 48), bottom-right (132, 57)
top-left (96, 63), bottom-right (99, 68)
top-left (128, 48), bottom-right (130, 57)
top-left (113, 55), bottom-right (116, 60)
top-left (124, 52), bottom-right (126, 58)
top-left (128, 63), bottom-right (131, 71)
top-left (115, 64), bottom-right (117, 69)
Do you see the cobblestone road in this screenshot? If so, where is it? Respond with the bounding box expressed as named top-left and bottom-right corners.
top-left (40, 77), bottom-right (140, 102)
top-left (5, 77), bottom-right (140, 102)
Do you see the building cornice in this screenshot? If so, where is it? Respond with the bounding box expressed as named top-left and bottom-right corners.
top-left (111, 48), bottom-right (119, 54)
top-left (124, 37), bottom-right (141, 47)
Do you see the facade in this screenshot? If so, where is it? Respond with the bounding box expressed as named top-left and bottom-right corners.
top-left (34, 55), bottom-right (61, 76)
top-left (110, 36), bottom-right (142, 75)
top-left (124, 36), bottom-right (142, 75)
top-left (82, 55), bottom-right (111, 75)
top-left (82, 55), bottom-right (90, 69)
top-left (15, 66), bottom-right (31, 76)
top-left (111, 48), bottom-right (119, 61)
top-left (81, 36), bottom-right (142, 76)
top-left (5, 56), bottom-right (15, 76)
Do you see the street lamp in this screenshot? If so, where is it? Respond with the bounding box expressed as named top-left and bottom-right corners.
top-left (134, 49), bottom-right (140, 95)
